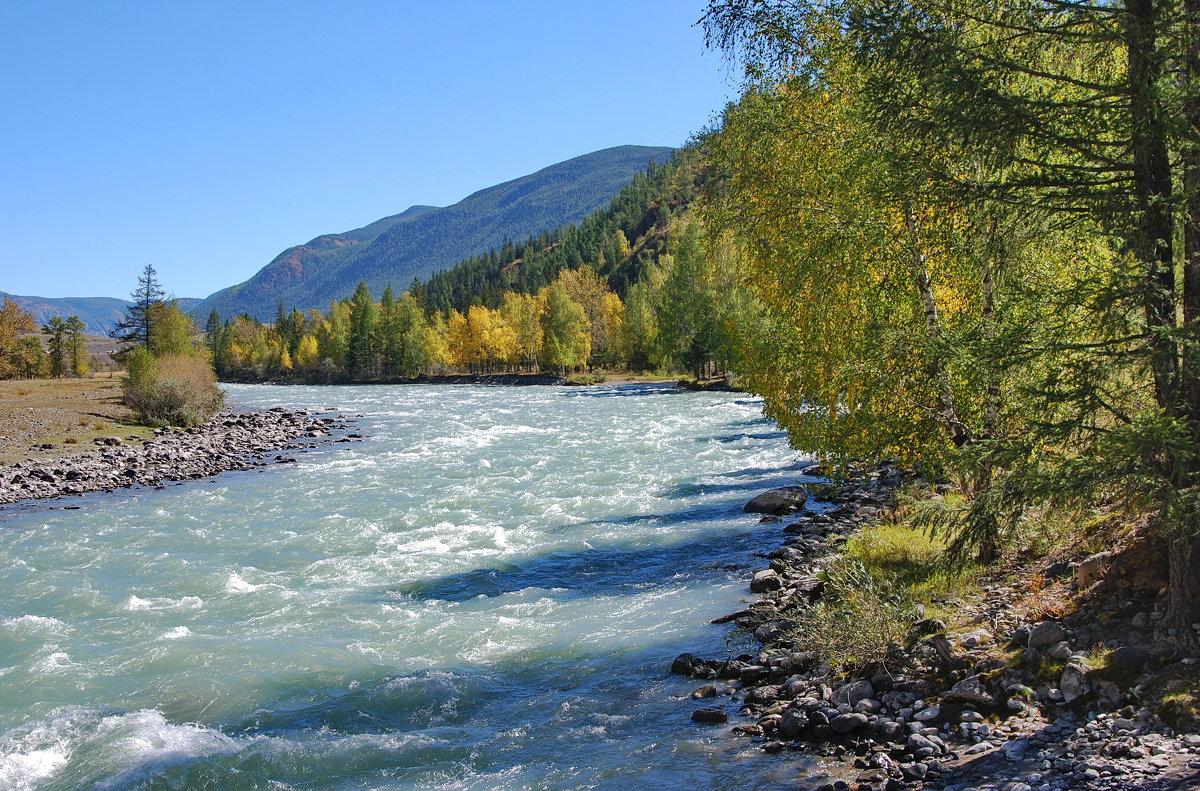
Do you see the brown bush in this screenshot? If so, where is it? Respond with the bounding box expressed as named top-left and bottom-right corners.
top-left (123, 350), bottom-right (224, 427)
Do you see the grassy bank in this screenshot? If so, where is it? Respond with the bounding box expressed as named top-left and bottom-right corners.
top-left (0, 377), bottom-right (156, 465)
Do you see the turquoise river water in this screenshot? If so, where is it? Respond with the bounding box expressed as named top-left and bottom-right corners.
top-left (0, 382), bottom-right (826, 790)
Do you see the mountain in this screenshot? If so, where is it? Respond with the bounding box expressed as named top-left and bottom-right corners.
top-left (0, 293), bottom-right (201, 336)
top-left (194, 145), bottom-right (675, 321)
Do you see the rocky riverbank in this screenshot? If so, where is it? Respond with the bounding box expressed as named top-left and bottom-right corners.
top-left (675, 467), bottom-right (1200, 790)
top-left (0, 407), bottom-right (360, 506)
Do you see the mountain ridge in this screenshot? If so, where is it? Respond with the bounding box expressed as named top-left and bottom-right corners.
top-left (194, 145), bottom-right (674, 321)
top-left (1, 293), bottom-right (201, 336)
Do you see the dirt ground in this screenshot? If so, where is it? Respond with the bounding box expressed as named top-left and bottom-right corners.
top-left (0, 376), bottom-right (156, 465)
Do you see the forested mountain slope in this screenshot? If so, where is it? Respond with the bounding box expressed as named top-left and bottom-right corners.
top-left (194, 145), bottom-right (673, 321)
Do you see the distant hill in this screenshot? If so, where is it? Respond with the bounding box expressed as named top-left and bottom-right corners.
top-left (194, 145), bottom-right (674, 321)
top-left (1, 293), bottom-right (201, 336)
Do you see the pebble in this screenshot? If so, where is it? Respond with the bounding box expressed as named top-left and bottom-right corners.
top-left (0, 409), bottom-right (358, 505)
top-left (670, 464), bottom-right (1200, 791)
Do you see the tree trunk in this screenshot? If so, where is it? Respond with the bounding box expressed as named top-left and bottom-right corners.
top-left (1126, 0), bottom-right (1178, 414)
top-left (1166, 522), bottom-right (1200, 647)
top-left (905, 204), bottom-right (976, 449)
top-left (1184, 0), bottom-right (1200, 419)
top-left (1131, 0), bottom-right (1199, 646)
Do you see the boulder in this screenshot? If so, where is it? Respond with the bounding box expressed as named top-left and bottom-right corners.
top-left (691, 707), bottom-right (728, 724)
top-left (1047, 640), bottom-right (1074, 661)
top-left (913, 705), bottom-right (941, 722)
top-left (1077, 550), bottom-right (1115, 588)
top-left (671, 653), bottom-right (703, 676)
top-left (906, 733), bottom-right (943, 759)
top-left (1060, 664), bottom-right (1091, 703)
top-left (1027, 621), bottom-right (1069, 650)
top-left (832, 679), bottom-right (875, 707)
top-left (744, 486), bottom-right (809, 515)
top-left (779, 708), bottom-right (809, 737)
top-left (750, 569), bottom-right (783, 593)
top-left (879, 720), bottom-right (905, 742)
top-left (829, 712), bottom-right (869, 734)
top-left (942, 675), bottom-right (995, 708)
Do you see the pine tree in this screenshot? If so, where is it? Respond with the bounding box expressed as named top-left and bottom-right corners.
top-left (345, 281), bottom-right (378, 378)
top-left (66, 316), bottom-right (87, 377)
top-left (204, 309), bottom-right (221, 355)
top-left (42, 317), bottom-right (68, 378)
top-left (111, 263), bottom-right (166, 353)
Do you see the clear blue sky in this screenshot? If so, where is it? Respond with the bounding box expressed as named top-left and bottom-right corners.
top-left (0, 1), bottom-right (735, 300)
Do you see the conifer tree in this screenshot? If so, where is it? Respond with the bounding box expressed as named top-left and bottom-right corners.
top-left (703, 0), bottom-right (1200, 639)
top-left (111, 263), bottom-right (165, 353)
top-left (345, 282), bottom-right (377, 378)
top-left (66, 316), bottom-right (87, 377)
top-left (42, 317), bottom-right (69, 378)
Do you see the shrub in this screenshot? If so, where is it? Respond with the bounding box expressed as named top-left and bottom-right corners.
top-left (123, 350), bottom-right (224, 427)
top-left (787, 557), bottom-right (919, 673)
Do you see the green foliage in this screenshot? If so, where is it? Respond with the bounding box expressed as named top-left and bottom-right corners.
top-left (41, 315), bottom-right (87, 378)
top-left (146, 302), bottom-right (198, 358)
top-left (122, 349), bottom-right (224, 427)
top-left (12, 337), bottom-right (48, 379)
top-left (787, 557), bottom-right (920, 672)
top-left (345, 281), bottom-right (378, 378)
top-left (0, 297), bottom-right (40, 379)
top-left (111, 264), bottom-right (165, 352)
top-left (540, 283), bottom-right (591, 373)
top-left (846, 510), bottom-right (983, 620)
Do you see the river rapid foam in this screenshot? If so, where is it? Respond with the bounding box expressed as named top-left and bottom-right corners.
top-left (0, 382), bottom-right (819, 790)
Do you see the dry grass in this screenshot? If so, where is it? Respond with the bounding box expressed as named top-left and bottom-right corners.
top-left (0, 376), bottom-right (156, 465)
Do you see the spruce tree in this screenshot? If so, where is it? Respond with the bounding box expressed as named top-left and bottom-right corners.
top-left (111, 263), bottom-right (166, 353)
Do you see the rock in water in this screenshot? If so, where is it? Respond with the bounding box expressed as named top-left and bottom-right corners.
top-left (744, 486), bottom-right (809, 515)
top-left (671, 653), bottom-right (703, 675)
top-left (749, 569), bottom-right (783, 593)
top-left (691, 707), bottom-right (729, 724)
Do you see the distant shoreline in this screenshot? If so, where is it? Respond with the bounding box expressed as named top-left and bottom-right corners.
top-left (217, 372), bottom-right (742, 391)
top-left (0, 408), bottom-right (359, 508)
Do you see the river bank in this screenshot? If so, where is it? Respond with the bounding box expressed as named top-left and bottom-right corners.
top-left (681, 469), bottom-right (1200, 790)
top-left (215, 371), bottom-right (691, 387)
top-left (0, 407), bottom-right (359, 506)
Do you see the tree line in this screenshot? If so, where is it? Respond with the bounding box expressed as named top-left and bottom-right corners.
top-left (0, 266), bottom-right (224, 427)
top-left (0, 298), bottom-right (89, 379)
top-left (208, 153), bottom-right (758, 383)
top-left (208, 223), bottom-right (752, 382)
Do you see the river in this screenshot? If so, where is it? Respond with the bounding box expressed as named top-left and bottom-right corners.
top-left (0, 382), bottom-right (827, 790)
